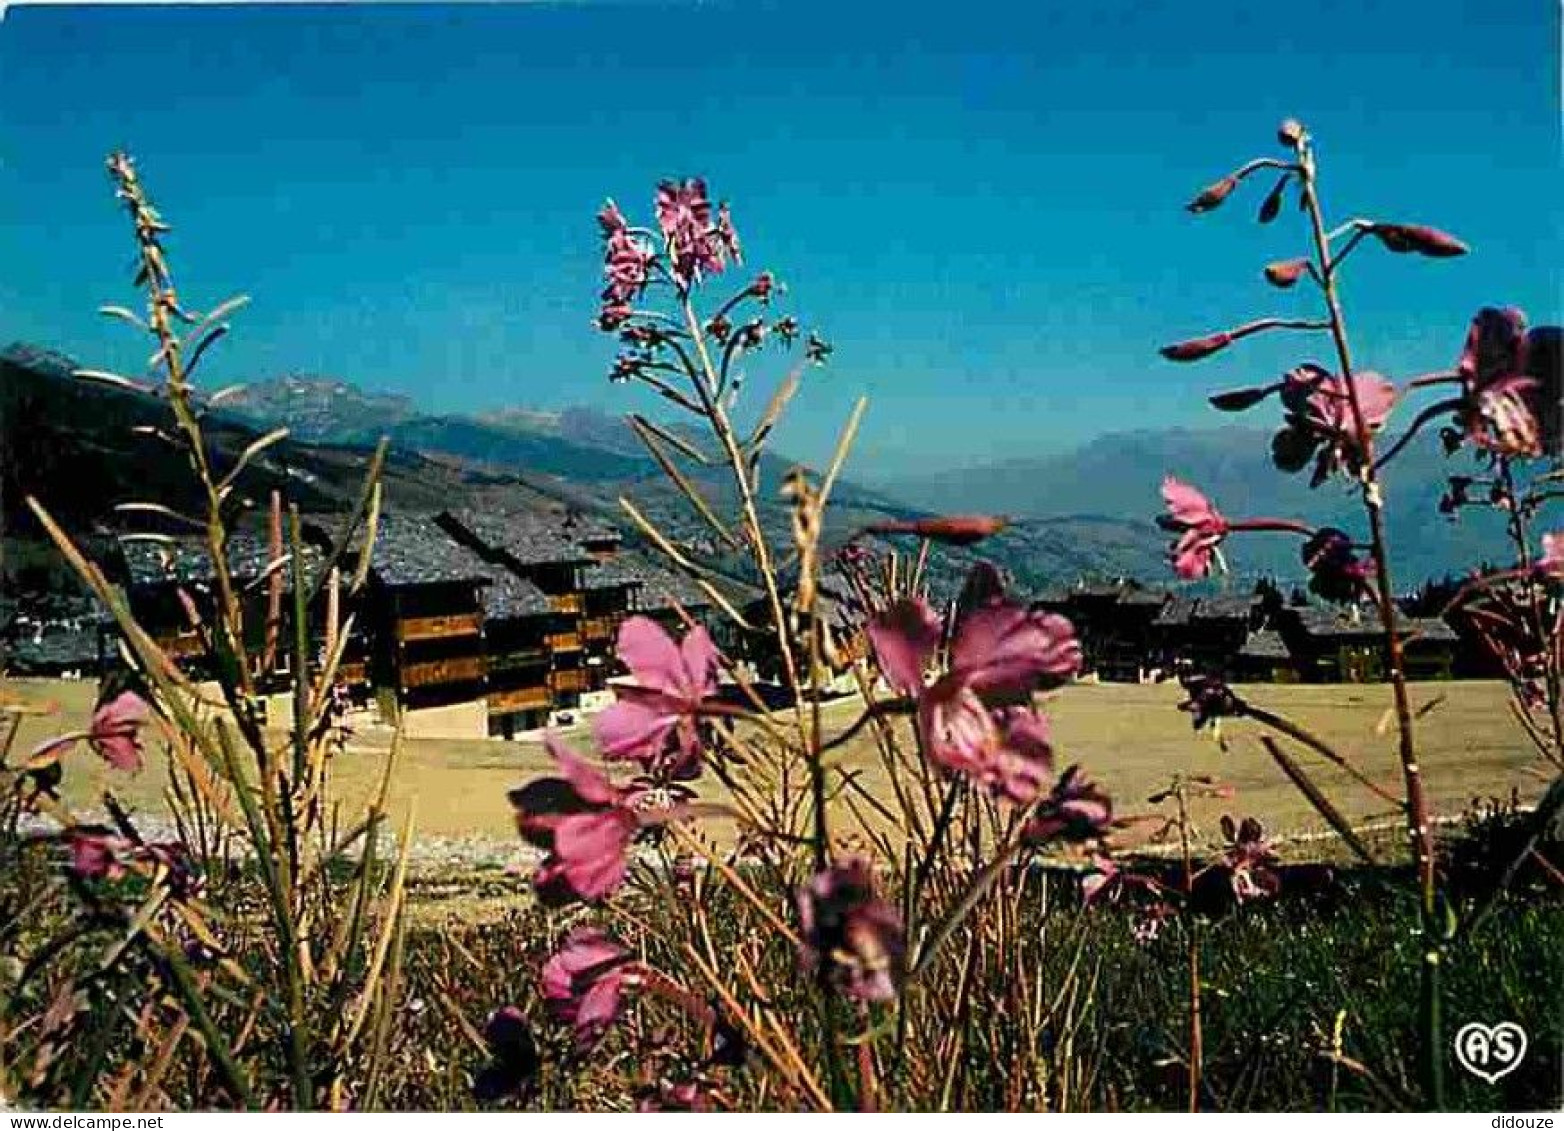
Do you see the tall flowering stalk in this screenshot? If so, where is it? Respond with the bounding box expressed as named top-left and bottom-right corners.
top-left (491, 176), bottom-right (1111, 1111)
top-left (1155, 120), bottom-right (1501, 1106)
top-left (16, 153), bottom-right (405, 1110)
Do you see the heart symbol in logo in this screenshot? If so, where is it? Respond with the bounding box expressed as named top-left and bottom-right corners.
top-left (1454, 1021), bottom-right (1528, 1084)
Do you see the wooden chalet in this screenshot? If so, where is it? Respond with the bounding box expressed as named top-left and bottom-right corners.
top-left (114, 534), bottom-right (321, 688)
top-left (1151, 593), bottom-right (1261, 679)
top-left (480, 571), bottom-right (567, 737)
top-left (1273, 605), bottom-right (1457, 682)
top-left (351, 516), bottom-right (492, 713)
top-left (740, 565), bottom-right (864, 690)
top-left (1033, 580), bottom-right (1171, 682)
top-left (1233, 629), bottom-right (1297, 683)
top-left (436, 508), bottom-right (595, 709)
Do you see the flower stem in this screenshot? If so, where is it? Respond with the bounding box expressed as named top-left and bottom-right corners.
top-left (1298, 138), bottom-right (1444, 1109)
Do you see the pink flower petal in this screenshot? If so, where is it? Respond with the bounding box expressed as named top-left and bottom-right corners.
top-left (615, 616), bottom-right (686, 695)
top-left (88, 691), bottom-right (149, 773)
top-left (951, 605), bottom-right (1081, 694)
top-left (592, 693), bottom-right (678, 763)
top-left (677, 625), bottom-right (719, 698)
top-left (866, 598), bottom-right (942, 694)
top-left (544, 734), bottom-right (619, 806)
top-left (1161, 476), bottom-right (1221, 527)
top-left (574, 972), bottom-right (624, 1037)
top-left (1540, 532), bottom-right (1564, 575)
top-left (553, 812), bottom-right (633, 901)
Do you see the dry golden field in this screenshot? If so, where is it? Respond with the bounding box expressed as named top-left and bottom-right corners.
top-left (2, 676), bottom-right (1541, 859)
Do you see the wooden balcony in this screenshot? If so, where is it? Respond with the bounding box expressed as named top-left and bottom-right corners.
top-left (488, 647), bottom-right (548, 674)
top-left (546, 631), bottom-right (582, 653)
top-left (400, 654), bottom-right (484, 689)
top-left (549, 593), bottom-right (583, 615)
top-left (488, 684), bottom-right (550, 713)
top-left (549, 668), bottom-right (590, 693)
top-left (396, 612), bottom-right (482, 643)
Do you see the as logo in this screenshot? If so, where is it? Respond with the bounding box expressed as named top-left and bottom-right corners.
top-left (1454, 1021), bottom-right (1528, 1084)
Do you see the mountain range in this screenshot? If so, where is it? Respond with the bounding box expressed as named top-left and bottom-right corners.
top-left (2, 346), bottom-right (1516, 599)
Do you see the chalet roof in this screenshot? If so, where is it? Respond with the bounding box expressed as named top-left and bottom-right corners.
top-left (581, 559), bottom-right (641, 590)
top-left (480, 572), bottom-right (552, 619)
top-left (1154, 595), bottom-right (1199, 626)
top-left (368, 516), bottom-right (494, 589)
top-left (442, 508), bottom-right (592, 567)
top-left (1289, 605), bottom-right (1458, 643)
top-left (1238, 629), bottom-right (1291, 661)
top-left (120, 534), bottom-right (321, 590)
top-left (558, 511), bottom-right (621, 544)
top-left (618, 555), bottom-right (717, 611)
top-left (1191, 593), bottom-right (1256, 622)
top-left (1120, 586), bottom-right (1172, 608)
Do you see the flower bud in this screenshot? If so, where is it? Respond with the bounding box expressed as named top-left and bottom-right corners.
top-left (1369, 223), bottom-right (1469, 258)
top-left (1277, 118), bottom-right (1305, 148)
top-left (1263, 258), bottom-right (1310, 288)
top-left (1160, 332), bottom-right (1233, 362)
top-left (1187, 176), bottom-right (1238, 214)
top-left (1209, 385), bottom-right (1276, 412)
top-left (1257, 175), bottom-right (1289, 223)
top-left (865, 514), bottom-right (1008, 546)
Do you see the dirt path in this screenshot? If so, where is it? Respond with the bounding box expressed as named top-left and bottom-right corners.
top-left (3, 677), bottom-right (1541, 864)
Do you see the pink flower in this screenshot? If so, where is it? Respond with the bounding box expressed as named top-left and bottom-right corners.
top-left (541, 927), bottom-right (633, 1046)
top-left (865, 568), bottom-right (1080, 803)
top-left (1219, 815), bottom-right (1282, 903)
top-left (1130, 901), bottom-right (1177, 945)
top-left (601, 229), bottom-right (655, 308)
top-left (1540, 532), bottom-right (1564, 576)
top-left (918, 695), bottom-right (1055, 804)
top-left (65, 827), bottom-right (131, 881)
top-left (509, 735), bottom-right (638, 904)
top-left (1271, 368), bottom-right (1397, 484)
top-left (714, 201), bottom-right (741, 264)
top-left (1301, 527), bottom-right (1374, 604)
top-left (1022, 766), bottom-right (1114, 844)
top-left (796, 858), bottom-right (905, 1004)
top-left (1305, 370), bottom-right (1397, 449)
top-left (655, 178), bottom-right (729, 286)
top-left (62, 827), bottom-right (198, 896)
top-left (1450, 309), bottom-right (1561, 457)
top-left (89, 692), bottom-right (149, 771)
top-left (636, 1080), bottom-right (709, 1112)
top-left (1457, 306), bottom-right (1529, 390)
top-left (30, 690), bottom-right (150, 774)
top-left (1159, 476), bottom-right (1229, 580)
top-left (594, 616), bottom-right (718, 776)
top-left (597, 199), bottom-right (628, 236)
top-left (1080, 855), bottom-right (1165, 913)
top-left (865, 598), bottom-right (942, 695)
top-left (1080, 855), bottom-right (1121, 905)
top-left (1472, 376), bottom-right (1543, 457)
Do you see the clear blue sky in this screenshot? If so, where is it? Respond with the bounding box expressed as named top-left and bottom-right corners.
top-left (1, 0), bottom-right (1558, 478)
